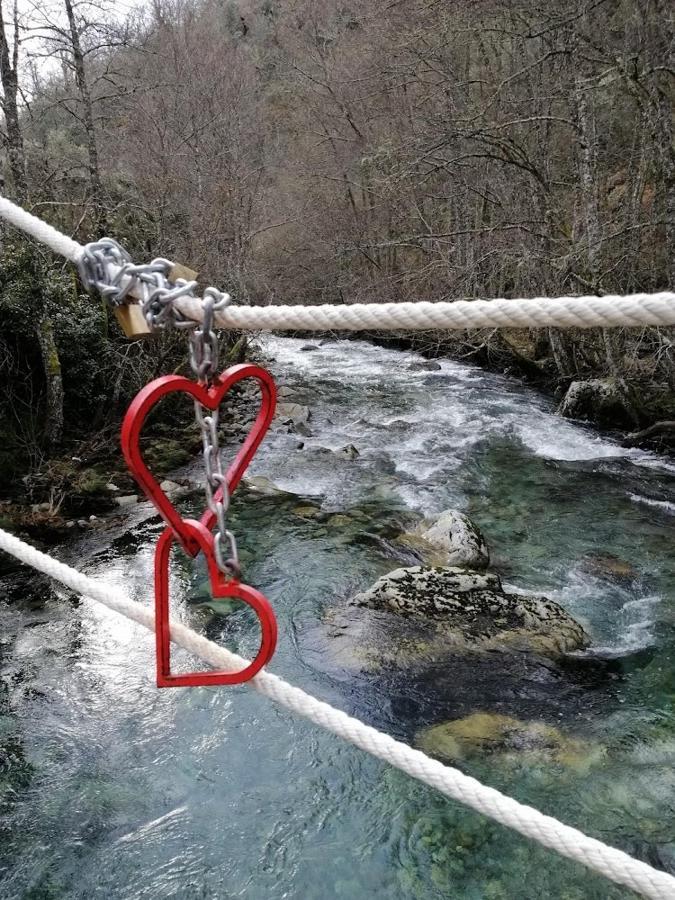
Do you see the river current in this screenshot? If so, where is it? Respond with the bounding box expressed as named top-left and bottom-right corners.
top-left (1, 337), bottom-right (674, 898)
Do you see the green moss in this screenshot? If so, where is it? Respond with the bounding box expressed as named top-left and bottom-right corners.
top-left (143, 438), bottom-right (192, 475)
top-left (416, 712), bottom-right (605, 772)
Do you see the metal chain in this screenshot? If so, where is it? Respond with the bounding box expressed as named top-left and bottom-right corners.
top-left (189, 289), bottom-right (239, 579)
top-left (77, 237), bottom-right (230, 332)
top-left (79, 237), bottom-right (239, 578)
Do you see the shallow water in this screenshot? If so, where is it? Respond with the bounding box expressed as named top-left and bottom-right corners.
top-left (1, 337), bottom-right (674, 899)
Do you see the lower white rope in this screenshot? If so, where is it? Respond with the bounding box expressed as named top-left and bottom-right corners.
top-left (0, 527), bottom-right (673, 898)
top-left (1, 192), bottom-right (674, 332)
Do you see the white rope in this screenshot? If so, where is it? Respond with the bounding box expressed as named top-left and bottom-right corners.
top-left (0, 195), bottom-right (82, 263)
top-left (197, 292), bottom-right (675, 332)
top-left (0, 527), bottom-right (673, 899)
top-left (0, 193), bottom-right (673, 332)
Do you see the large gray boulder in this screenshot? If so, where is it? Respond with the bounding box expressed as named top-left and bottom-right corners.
top-left (558, 378), bottom-right (636, 429)
top-left (351, 566), bottom-right (589, 656)
top-left (413, 509), bottom-right (489, 569)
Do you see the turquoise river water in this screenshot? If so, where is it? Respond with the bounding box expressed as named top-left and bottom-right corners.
top-left (1, 337), bottom-right (674, 899)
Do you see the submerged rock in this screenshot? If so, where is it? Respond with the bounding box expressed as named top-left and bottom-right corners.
top-left (408, 359), bottom-right (442, 371)
top-left (245, 475), bottom-right (292, 495)
top-left (582, 553), bottom-right (639, 583)
top-left (293, 504), bottom-right (322, 519)
top-left (337, 444), bottom-right (360, 460)
top-left (405, 509), bottom-right (489, 569)
top-left (351, 566), bottom-right (588, 656)
top-left (416, 712), bottom-right (603, 771)
top-left (558, 378), bottom-right (637, 429)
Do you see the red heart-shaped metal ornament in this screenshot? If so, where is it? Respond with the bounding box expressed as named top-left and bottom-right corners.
top-left (155, 519), bottom-right (277, 686)
top-left (121, 363), bottom-right (276, 555)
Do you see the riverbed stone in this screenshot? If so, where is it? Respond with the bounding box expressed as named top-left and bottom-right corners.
top-left (337, 444), bottom-right (360, 460)
top-left (326, 514), bottom-right (353, 528)
top-left (408, 359), bottom-right (442, 371)
top-left (115, 495), bottom-right (139, 508)
top-left (351, 566), bottom-right (589, 656)
top-left (416, 712), bottom-right (603, 771)
top-left (558, 377), bottom-right (637, 429)
top-left (408, 509), bottom-right (489, 569)
top-left (275, 402), bottom-right (311, 428)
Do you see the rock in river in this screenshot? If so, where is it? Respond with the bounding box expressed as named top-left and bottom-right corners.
top-left (404, 509), bottom-right (489, 569)
top-left (416, 712), bottom-right (603, 772)
top-left (351, 566), bottom-right (589, 656)
top-left (274, 402), bottom-right (311, 428)
top-left (408, 359), bottom-right (442, 371)
top-left (557, 377), bottom-right (637, 429)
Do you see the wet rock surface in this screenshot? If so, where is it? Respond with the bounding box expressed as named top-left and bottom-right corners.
top-left (558, 378), bottom-right (637, 430)
top-left (416, 712), bottom-right (604, 772)
top-left (351, 565), bottom-right (589, 656)
top-left (404, 509), bottom-right (490, 569)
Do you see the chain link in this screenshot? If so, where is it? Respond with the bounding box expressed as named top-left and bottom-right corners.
top-left (77, 237), bottom-right (232, 332)
top-left (79, 237), bottom-right (239, 578)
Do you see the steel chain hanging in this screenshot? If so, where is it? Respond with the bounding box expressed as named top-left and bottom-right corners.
top-left (79, 237), bottom-right (238, 578)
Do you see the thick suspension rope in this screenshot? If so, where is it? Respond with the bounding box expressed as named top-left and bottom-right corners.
top-left (0, 526), bottom-right (674, 900)
top-left (1, 194), bottom-right (674, 333)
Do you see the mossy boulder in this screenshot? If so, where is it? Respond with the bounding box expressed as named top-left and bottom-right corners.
top-left (351, 566), bottom-right (589, 656)
top-left (416, 712), bottom-right (604, 772)
top-left (143, 438), bottom-right (192, 475)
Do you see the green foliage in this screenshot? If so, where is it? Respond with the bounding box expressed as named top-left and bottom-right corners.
top-left (0, 237), bottom-right (192, 489)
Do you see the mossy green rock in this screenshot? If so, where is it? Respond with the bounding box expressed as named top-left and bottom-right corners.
top-left (417, 712), bottom-right (604, 771)
top-left (144, 439), bottom-right (192, 474)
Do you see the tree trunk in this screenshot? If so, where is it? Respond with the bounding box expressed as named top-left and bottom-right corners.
top-left (0, 2), bottom-right (65, 451)
top-left (0, 0), bottom-right (26, 200)
top-left (38, 316), bottom-right (64, 448)
top-left (63, 0), bottom-right (106, 234)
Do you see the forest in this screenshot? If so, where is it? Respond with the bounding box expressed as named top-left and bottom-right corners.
top-left (0, 0), bottom-right (673, 504)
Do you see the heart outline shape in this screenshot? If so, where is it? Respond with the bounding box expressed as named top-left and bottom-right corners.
top-left (121, 363), bottom-right (276, 556)
top-left (155, 519), bottom-right (278, 686)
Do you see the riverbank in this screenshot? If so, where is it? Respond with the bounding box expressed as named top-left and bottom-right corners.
top-left (0, 335), bottom-right (257, 541)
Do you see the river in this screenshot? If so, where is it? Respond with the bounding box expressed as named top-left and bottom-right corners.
top-left (1, 337), bottom-right (674, 899)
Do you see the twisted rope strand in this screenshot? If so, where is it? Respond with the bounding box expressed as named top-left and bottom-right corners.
top-left (0, 193), bottom-right (673, 332)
